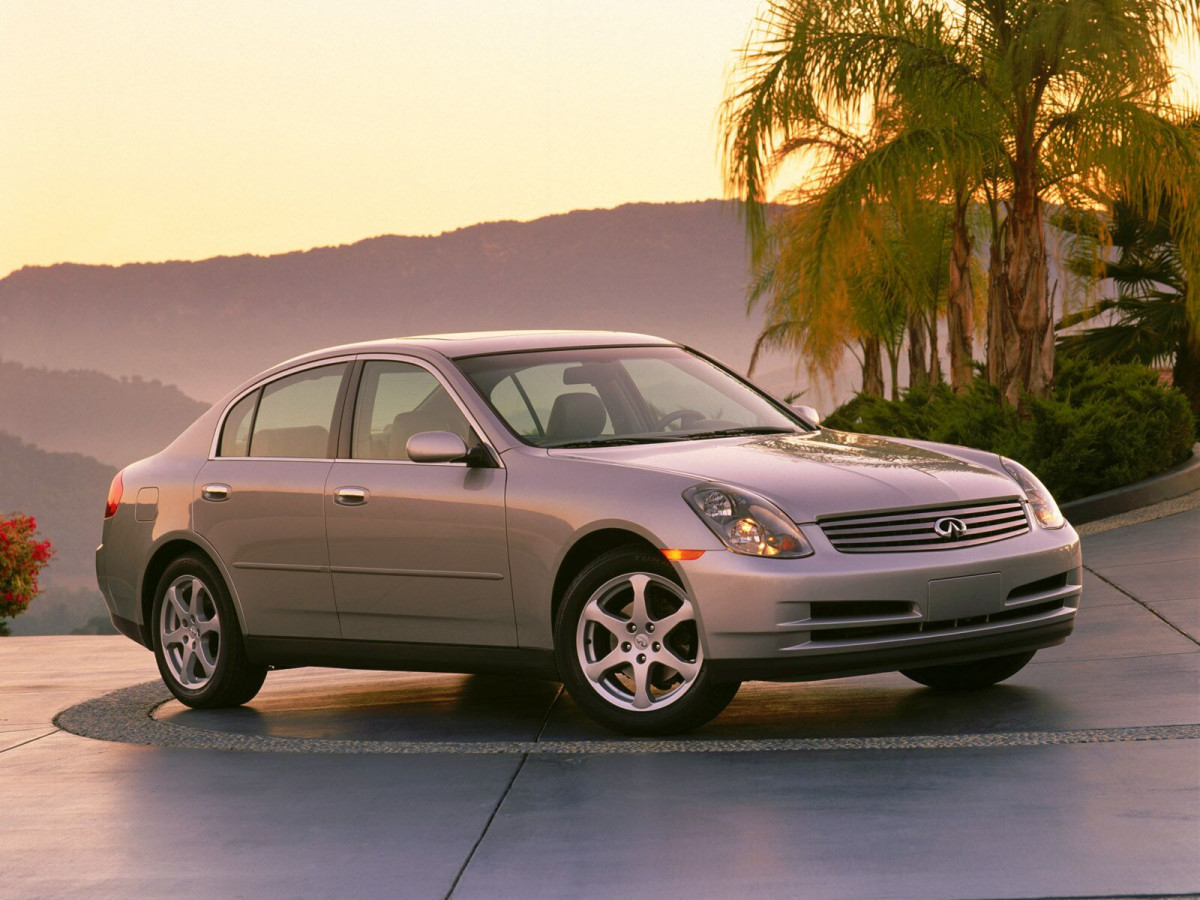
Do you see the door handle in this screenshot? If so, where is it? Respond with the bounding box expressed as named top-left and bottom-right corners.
top-left (333, 486), bottom-right (369, 506)
top-left (201, 483), bottom-right (230, 502)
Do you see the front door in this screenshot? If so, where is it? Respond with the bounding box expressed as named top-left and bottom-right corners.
top-left (325, 358), bottom-right (515, 645)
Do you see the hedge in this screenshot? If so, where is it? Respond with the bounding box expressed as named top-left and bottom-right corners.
top-left (822, 358), bottom-right (1196, 502)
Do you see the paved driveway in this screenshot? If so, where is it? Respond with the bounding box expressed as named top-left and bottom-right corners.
top-left (2, 509), bottom-right (1197, 899)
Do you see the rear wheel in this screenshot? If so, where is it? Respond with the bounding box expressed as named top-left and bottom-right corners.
top-left (900, 650), bottom-right (1036, 691)
top-left (555, 547), bottom-right (739, 735)
top-left (152, 554), bottom-right (267, 708)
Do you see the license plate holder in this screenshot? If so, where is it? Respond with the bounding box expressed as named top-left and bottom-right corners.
top-left (927, 573), bottom-right (1004, 620)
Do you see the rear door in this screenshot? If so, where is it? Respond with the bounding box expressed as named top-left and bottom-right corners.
top-left (325, 357), bottom-right (515, 645)
top-left (193, 360), bottom-right (351, 639)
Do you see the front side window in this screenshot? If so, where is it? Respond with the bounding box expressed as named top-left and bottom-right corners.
top-left (248, 363), bottom-right (348, 458)
top-left (351, 360), bottom-right (475, 460)
top-left (456, 346), bottom-right (803, 447)
top-left (487, 367), bottom-right (613, 439)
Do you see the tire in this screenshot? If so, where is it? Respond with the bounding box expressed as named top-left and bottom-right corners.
top-left (554, 546), bottom-right (740, 735)
top-left (900, 650), bottom-right (1036, 691)
top-left (151, 554), bottom-right (267, 708)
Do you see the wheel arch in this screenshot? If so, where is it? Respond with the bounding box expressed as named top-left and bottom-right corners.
top-left (138, 533), bottom-right (247, 646)
top-left (550, 526), bottom-right (662, 631)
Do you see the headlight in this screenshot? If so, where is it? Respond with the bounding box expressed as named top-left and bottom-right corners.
top-left (1000, 457), bottom-right (1064, 529)
top-left (683, 484), bottom-right (814, 558)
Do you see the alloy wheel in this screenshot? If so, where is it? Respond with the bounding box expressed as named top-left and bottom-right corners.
top-left (575, 572), bottom-right (703, 712)
top-left (159, 574), bottom-right (221, 689)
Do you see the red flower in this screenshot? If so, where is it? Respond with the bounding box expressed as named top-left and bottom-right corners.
top-left (0, 513), bottom-right (54, 623)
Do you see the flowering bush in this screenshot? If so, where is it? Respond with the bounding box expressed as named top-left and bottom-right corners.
top-left (0, 514), bottom-right (54, 636)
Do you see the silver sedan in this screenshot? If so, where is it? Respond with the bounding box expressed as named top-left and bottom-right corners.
top-left (96, 331), bottom-right (1080, 734)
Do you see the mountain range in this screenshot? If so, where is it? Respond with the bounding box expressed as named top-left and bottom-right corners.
top-left (0, 360), bottom-right (208, 467)
top-left (0, 200), bottom-right (838, 406)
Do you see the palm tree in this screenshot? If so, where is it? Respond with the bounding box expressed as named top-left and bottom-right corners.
top-left (1058, 195), bottom-right (1200, 417)
top-left (748, 193), bottom-right (952, 400)
top-left (723, 0), bottom-right (1199, 405)
top-left (748, 204), bottom-right (888, 397)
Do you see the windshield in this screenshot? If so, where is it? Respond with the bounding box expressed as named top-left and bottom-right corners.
top-left (455, 346), bottom-right (806, 448)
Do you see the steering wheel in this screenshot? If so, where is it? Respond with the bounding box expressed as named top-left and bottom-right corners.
top-left (652, 408), bottom-right (706, 432)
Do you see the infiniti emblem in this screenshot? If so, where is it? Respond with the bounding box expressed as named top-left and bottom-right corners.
top-left (933, 517), bottom-right (968, 540)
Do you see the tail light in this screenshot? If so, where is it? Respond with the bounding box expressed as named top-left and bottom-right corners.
top-left (104, 471), bottom-right (124, 519)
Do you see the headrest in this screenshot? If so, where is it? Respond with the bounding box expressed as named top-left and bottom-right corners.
top-left (545, 392), bottom-right (607, 441)
top-left (251, 425), bottom-right (329, 458)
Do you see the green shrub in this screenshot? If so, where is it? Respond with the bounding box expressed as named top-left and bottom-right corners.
top-left (823, 358), bottom-right (1196, 502)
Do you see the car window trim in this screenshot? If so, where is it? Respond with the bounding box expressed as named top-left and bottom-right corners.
top-left (208, 355), bottom-right (358, 461)
top-left (338, 353), bottom-right (504, 468)
top-left (684, 346), bottom-right (816, 433)
top-left (507, 372), bottom-right (545, 437)
top-left (450, 341), bottom-right (671, 361)
top-left (334, 359), bottom-right (365, 459)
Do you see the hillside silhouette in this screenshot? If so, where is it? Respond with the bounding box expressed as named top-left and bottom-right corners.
top-left (0, 360), bottom-right (207, 466)
top-left (0, 201), bottom-right (820, 403)
top-left (0, 432), bottom-right (115, 582)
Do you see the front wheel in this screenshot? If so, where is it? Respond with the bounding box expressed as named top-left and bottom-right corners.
top-left (152, 554), bottom-right (267, 708)
top-left (555, 547), bottom-right (739, 735)
top-left (900, 650), bottom-right (1036, 691)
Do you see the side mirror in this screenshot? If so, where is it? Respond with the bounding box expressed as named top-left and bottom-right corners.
top-left (406, 431), bottom-right (469, 463)
top-left (790, 404), bottom-right (821, 427)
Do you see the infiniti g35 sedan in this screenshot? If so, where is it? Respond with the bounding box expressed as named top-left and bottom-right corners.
top-left (97, 330), bottom-right (1081, 734)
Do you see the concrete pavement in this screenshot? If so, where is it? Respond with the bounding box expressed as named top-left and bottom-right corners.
top-left (2, 508), bottom-right (1197, 899)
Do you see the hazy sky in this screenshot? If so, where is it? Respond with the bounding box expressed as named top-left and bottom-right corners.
top-left (1, 1), bottom-right (764, 278)
top-left (3, 2), bottom-right (1196, 280)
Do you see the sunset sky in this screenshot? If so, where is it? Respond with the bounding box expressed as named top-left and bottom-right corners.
top-left (2, 1), bottom-right (1196, 280)
top-left (0, 1), bottom-right (765, 278)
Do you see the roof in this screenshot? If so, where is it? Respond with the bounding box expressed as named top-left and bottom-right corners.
top-left (300, 329), bottom-right (678, 362)
top-left (401, 329), bottom-right (674, 357)
top-left (239, 331), bottom-right (681, 399)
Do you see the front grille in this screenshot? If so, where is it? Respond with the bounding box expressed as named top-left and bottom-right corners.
top-left (818, 497), bottom-right (1029, 553)
top-left (812, 597), bottom-right (1067, 643)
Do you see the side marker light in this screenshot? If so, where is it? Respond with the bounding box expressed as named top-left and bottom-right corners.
top-left (661, 549), bottom-right (705, 561)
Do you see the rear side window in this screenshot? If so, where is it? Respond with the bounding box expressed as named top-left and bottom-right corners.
top-left (248, 363), bottom-right (348, 458)
top-left (218, 391), bottom-right (258, 457)
top-left (351, 360), bottom-right (474, 460)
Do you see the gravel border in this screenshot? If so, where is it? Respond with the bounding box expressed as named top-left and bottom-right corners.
top-left (54, 680), bottom-right (1200, 756)
top-left (1075, 488), bottom-right (1200, 537)
top-left (1063, 444), bottom-right (1200, 525)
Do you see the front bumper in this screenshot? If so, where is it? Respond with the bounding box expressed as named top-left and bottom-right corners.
top-left (677, 521), bottom-right (1081, 682)
top-left (706, 616), bottom-right (1073, 682)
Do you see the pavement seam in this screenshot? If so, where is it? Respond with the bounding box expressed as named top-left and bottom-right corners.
top-left (443, 686), bottom-right (559, 898)
top-left (443, 752), bottom-right (526, 899)
top-left (1029, 649), bottom-right (1200, 666)
top-left (531, 683), bottom-right (563, 743)
top-left (52, 680), bottom-right (1200, 755)
top-left (0, 729), bottom-right (59, 755)
top-left (1084, 564), bottom-right (1200, 648)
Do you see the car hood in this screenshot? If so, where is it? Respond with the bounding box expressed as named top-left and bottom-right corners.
top-left (553, 430), bottom-right (1019, 522)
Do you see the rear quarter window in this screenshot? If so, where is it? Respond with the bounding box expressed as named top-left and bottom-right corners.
top-left (218, 391), bottom-right (258, 457)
